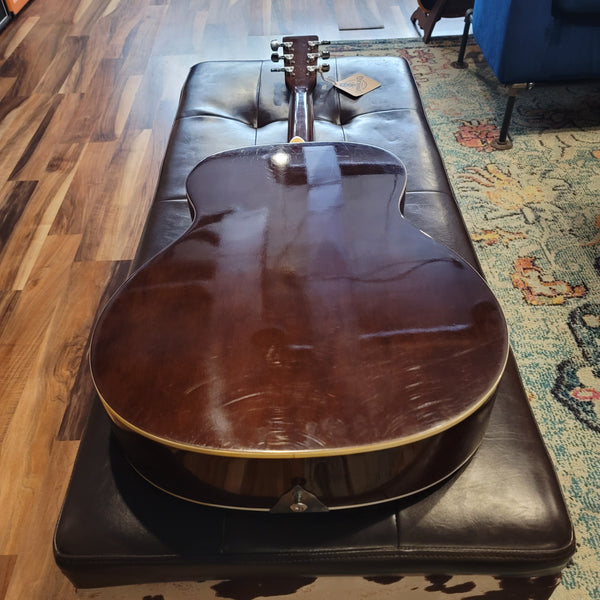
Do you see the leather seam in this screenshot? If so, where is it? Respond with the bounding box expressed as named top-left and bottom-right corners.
top-left (340, 107), bottom-right (420, 127)
top-left (206, 547), bottom-right (575, 567)
top-left (175, 112), bottom-right (258, 127)
top-left (333, 59), bottom-right (347, 142)
top-left (254, 61), bottom-right (263, 144)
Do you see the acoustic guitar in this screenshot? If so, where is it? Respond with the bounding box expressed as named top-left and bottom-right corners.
top-left (90, 36), bottom-right (508, 513)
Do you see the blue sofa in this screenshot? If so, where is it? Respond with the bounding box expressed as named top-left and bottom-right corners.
top-left (457, 0), bottom-right (600, 147)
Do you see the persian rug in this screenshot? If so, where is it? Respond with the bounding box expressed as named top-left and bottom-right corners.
top-left (329, 36), bottom-right (600, 600)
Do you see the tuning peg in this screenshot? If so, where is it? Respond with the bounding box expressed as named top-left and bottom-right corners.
top-left (307, 40), bottom-right (330, 48)
top-left (271, 52), bottom-right (293, 63)
top-left (308, 50), bottom-right (331, 61)
top-left (270, 40), bottom-right (292, 51)
top-left (271, 66), bottom-right (294, 73)
top-left (308, 64), bottom-right (330, 73)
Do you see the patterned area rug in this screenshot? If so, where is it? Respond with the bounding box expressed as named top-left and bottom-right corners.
top-left (330, 36), bottom-right (600, 600)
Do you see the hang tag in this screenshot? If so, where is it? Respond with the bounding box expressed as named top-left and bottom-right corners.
top-left (333, 73), bottom-right (381, 97)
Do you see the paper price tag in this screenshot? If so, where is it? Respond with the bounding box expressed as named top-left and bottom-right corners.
top-left (333, 73), bottom-right (381, 97)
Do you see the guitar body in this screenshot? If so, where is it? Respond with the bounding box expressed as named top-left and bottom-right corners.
top-left (90, 142), bottom-right (508, 511)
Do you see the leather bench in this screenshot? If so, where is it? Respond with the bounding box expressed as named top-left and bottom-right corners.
top-left (54, 57), bottom-right (576, 598)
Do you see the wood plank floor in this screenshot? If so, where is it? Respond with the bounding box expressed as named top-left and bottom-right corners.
top-left (0, 1), bottom-right (463, 598)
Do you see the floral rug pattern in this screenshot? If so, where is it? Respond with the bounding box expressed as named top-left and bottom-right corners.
top-left (331, 37), bottom-right (600, 600)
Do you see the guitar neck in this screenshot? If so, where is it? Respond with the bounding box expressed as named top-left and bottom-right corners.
top-left (289, 88), bottom-right (314, 142)
top-left (272, 35), bottom-right (329, 143)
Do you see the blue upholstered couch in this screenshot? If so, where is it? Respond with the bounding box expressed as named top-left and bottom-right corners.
top-left (473, 0), bottom-right (600, 84)
top-left (458, 0), bottom-right (600, 147)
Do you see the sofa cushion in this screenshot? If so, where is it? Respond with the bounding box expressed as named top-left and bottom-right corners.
top-left (553, 0), bottom-right (600, 15)
top-left (473, 0), bottom-right (600, 82)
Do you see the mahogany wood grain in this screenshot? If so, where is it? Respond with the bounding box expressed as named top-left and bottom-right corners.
top-left (90, 142), bottom-right (508, 509)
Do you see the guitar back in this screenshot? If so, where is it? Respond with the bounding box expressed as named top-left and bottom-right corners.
top-left (89, 35), bottom-right (508, 511)
top-left (91, 142), bottom-right (507, 462)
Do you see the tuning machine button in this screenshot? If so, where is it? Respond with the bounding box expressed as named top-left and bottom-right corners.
top-left (270, 39), bottom-right (293, 51)
top-left (308, 39), bottom-right (330, 48)
top-left (307, 63), bottom-right (330, 73)
top-left (307, 50), bottom-right (330, 61)
top-left (271, 52), bottom-right (293, 63)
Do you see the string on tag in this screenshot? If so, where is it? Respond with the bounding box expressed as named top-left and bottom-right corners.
top-left (319, 65), bottom-right (337, 86)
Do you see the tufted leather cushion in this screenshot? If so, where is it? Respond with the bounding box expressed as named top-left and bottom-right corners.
top-left (54, 57), bottom-right (576, 589)
top-left (136, 58), bottom-right (470, 266)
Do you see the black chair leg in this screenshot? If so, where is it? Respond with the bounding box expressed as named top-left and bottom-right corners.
top-left (452, 8), bottom-right (473, 69)
top-left (492, 95), bottom-right (516, 150)
top-left (449, 10), bottom-right (533, 150)
top-left (491, 83), bottom-right (533, 150)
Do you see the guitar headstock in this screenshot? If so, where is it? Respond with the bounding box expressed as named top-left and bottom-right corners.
top-left (270, 35), bottom-right (330, 93)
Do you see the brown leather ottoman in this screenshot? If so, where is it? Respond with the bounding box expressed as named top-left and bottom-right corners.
top-left (53, 57), bottom-right (575, 597)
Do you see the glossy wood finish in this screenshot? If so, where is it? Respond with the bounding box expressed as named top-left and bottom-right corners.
top-left (278, 35), bottom-right (320, 141)
top-left (290, 88), bottom-right (314, 141)
top-left (90, 142), bottom-right (508, 509)
top-left (111, 395), bottom-right (495, 510)
top-left (0, 0), bottom-right (464, 595)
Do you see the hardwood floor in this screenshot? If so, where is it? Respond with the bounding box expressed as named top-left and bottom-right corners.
top-left (0, 1), bottom-right (463, 598)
